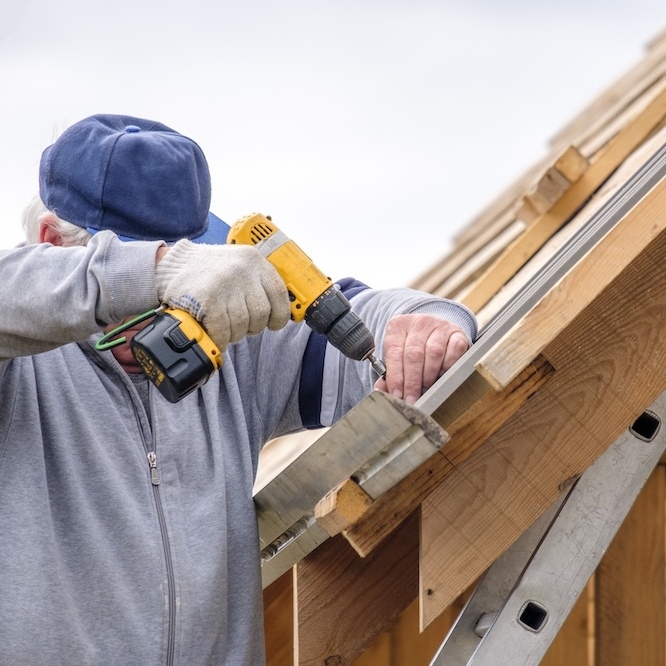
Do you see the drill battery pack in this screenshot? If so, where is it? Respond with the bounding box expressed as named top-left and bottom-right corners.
top-left (130, 309), bottom-right (222, 403)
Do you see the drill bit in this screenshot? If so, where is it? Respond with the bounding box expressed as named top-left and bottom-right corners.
top-left (368, 354), bottom-right (386, 378)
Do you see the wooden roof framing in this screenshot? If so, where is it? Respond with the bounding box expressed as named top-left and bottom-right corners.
top-left (262, 27), bottom-right (666, 665)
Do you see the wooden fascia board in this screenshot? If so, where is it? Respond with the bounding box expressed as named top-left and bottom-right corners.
top-left (419, 221), bottom-right (666, 627)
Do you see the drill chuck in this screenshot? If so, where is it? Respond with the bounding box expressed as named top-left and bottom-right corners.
top-left (305, 286), bottom-right (375, 361)
top-left (323, 310), bottom-right (375, 361)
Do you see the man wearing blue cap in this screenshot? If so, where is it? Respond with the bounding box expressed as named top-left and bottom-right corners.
top-left (1, 114), bottom-right (477, 664)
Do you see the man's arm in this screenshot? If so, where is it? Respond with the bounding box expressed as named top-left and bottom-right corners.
top-left (0, 232), bottom-right (163, 359)
top-left (0, 231), bottom-right (291, 362)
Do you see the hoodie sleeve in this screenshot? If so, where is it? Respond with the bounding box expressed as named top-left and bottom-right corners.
top-left (0, 231), bottom-right (163, 360)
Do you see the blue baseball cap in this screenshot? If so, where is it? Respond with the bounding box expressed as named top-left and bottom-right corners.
top-left (39, 114), bottom-right (230, 244)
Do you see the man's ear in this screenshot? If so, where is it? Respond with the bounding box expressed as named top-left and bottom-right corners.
top-left (39, 215), bottom-right (64, 246)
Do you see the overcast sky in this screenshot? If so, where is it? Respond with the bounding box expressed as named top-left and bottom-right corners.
top-left (1, 0), bottom-right (665, 288)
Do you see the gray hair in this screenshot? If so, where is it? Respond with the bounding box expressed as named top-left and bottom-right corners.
top-left (22, 195), bottom-right (93, 247)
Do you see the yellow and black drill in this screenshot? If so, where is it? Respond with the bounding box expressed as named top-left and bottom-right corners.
top-left (129, 213), bottom-right (386, 402)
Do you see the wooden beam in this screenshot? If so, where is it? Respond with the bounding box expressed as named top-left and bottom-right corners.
top-left (517, 146), bottom-right (589, 223)
top-left (263, 571), bottom-right (294, 666)
top-left (255, 390), bottom-right (446, 552)
top-left (315, 479), bottom-right (373, 537)
top-left (294, 511), bottom-right (419, 665)
top-left (341, 355), bottom-right (554, 556)
top-left (435, 220), bottom-right (525, 301)
top-left (461, 79), bottom-right (666, 313)
top-left (419, 224), bottom-right (666, 626)
top-left (595, 465), bottom-right (666, 665)
top-left (442, 154), bottom-right (549, 253)
top-left (412, 212), bottom-right (524, 297)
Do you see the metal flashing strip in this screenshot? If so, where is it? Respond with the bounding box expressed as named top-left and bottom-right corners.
top-left (416, 140), bottom-right (666, 417)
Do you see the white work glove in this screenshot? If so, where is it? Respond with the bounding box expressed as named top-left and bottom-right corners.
top-left (155, 240), bottom-right (291, 351)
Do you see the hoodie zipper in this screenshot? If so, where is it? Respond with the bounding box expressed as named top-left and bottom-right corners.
top-left (124, 373), bottom-right (176, 666)
top-left (93, 344), bottom-right (178, 665)
top-left (146, 450), bottom-right (177, 666)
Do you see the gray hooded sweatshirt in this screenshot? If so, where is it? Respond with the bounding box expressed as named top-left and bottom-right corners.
top-left (0, 231), bottom-right (477, 665)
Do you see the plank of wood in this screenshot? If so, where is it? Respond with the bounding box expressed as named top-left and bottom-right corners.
top-left (517, 146), bottom-right (589, 222)
top-left (552, 145), bottom-right (591, 181)
top-left (541, 587), bottom-right (590, 666)
top-left (315, 479), bottom-right (373, 537)
top-left (255, 390), bottom-right (446, 551)
top-left (342, 355), bottom-right (554, 557)
top-left (294, 511), bottom-right (419, 665)
top-left (476, 153), bottom-right (666, 390)
top-left (474, 124), bottom-right (666, 330)
top-left (461, 79), bottom-right (666, 313)
top-left (258, 392), bottom-right (447, 587)
top-left (409, 147), bottom-right (556, 296)
top-left (434, 220), bottom-right (525, 301)
top-left (595, 465), bottom-right (665, 665)
top-left (419, 224), bottom-right (666, 626)
top-left (442, 154), bottom-right (549, 252)
top-left (263, 571), bottom-right (294, 666)
top-left (412, 210), bottom-right (524, 297)
top-left (580, 77), bottom-right (666, 159)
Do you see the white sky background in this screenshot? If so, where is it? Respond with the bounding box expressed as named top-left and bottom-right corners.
top-left (1, 1), bottom-right (665, 289)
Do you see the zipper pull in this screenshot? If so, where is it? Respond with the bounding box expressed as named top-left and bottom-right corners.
top-left (147, 451), bottom-right (160, 485)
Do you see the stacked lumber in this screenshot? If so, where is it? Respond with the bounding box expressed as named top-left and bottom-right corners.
top-left (263, 27), bottom-right (666, 665)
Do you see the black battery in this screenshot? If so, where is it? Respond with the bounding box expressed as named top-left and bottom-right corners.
top-left (131, 312), bottom-right (216, 403)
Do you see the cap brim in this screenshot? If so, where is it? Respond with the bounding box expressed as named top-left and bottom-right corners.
top-left (189, 212), bottom-right (231, 245)
top-left (105, 211), bottom-right (230, 244)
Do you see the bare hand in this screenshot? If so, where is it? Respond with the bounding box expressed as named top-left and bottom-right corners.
top-left (374, 314), bottom-right (470, 405)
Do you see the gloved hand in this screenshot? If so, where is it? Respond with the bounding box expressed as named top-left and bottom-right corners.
top-left (155, 240), bottom-right (291, 351)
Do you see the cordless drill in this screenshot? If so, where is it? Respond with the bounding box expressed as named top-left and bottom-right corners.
top-left (129, 213), bottom-right (386, 403)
